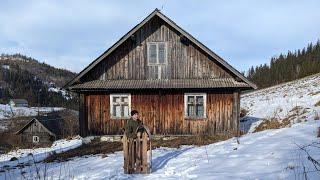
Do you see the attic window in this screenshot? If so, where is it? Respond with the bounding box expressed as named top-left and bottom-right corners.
top-left (147, 42), bottom-right (167, 65)
top-left (33, 136), bottom-right (39, 143)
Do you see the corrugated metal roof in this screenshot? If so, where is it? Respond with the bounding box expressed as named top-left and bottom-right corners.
top-left (10, 99), bottom-right (28, 104)
top-left (68, 78), bottom-right (251, 91)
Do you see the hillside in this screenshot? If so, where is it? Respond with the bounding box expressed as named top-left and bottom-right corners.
top-left (0, 54), bottom-right (78, 109)
top-left (241, 73), bottom-right (320, 133)
top-left (1, 74), bottom-right (319, 179)
top-left (0, 54), bottom-right (76, 87)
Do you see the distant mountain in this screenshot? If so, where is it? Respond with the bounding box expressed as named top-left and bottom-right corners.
top-left (0, 54), bottom-right (78, 110)
top-left (247, 40), bottom-right (320, 89)
top-left (0, 54), bottom-right (76, 87)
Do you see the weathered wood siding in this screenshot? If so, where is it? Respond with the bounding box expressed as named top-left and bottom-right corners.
top-left (20, 121), bottom-right (53, 145)
top-left (81, 90), bottom-right (239, 136)
top-left (81, 16), bottom-right (233, 82)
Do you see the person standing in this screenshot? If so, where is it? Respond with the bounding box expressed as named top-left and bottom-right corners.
top-left (124, 110), bottom-right (143, 173)
top-left (125, 110), bottom-right (143, 138)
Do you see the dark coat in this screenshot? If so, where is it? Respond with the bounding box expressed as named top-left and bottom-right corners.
top-left (124, 118), bottom-right (143, 138)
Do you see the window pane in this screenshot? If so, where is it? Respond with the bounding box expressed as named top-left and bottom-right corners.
top-left (113, 105), bottom-right (121, 117)
top-left (187, 104), bottom-right (195, 116)
top-left (122, 97), bottom-right (128, 103)
top-left (187, 96), bottom-right (195, 103)
top-left (196, 96), bottom-right (204, 104)
top-left (158, 43), bottom-right (165, 63)
top-left (196, 104), bottom-right (204, 117)
top-left (113, 97), bottom-right (120, 103)
top-left (149, 44), bottom-right (157, 64)
top-left (123, 105), bottom-right (129, 117)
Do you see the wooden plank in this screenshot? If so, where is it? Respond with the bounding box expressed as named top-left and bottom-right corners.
top-left (79, 93), bottom-right (86, 136)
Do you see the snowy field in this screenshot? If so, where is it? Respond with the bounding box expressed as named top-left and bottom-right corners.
top-left (1, 120), bottom-right (319, 179)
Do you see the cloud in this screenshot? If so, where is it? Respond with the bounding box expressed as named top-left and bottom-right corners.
top-left (0, 0), bottom-right (320, 73)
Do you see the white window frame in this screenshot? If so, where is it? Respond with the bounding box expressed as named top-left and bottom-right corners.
top-left (33, 136), bottom-right (39, 143)
top-left (184, 93), bottom-right (207, 119)
top-left (110, 93), bottom-right (131, 119)
top-left (147, 42), bottom-right (167, 65)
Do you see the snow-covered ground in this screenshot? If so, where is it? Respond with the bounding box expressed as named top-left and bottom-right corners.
top-left (0, 137), bottom-right (83, 169)
top-left (0, 104), bottom-right (64, 120)
top-left (241, 73), bottom-right (320, 133)
top-left (48, 87), bottom-right (72, 100)
top-left (1, 120), bottom-right (319, 179)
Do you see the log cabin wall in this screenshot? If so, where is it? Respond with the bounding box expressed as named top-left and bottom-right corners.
top-left (80, 16), bottom-right (234, 82)
top-left (81, 90), bottom-right (239, 136)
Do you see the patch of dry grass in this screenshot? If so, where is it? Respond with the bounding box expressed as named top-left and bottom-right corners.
top-left (254, 118), bottom-right (290, 133)
top-left (315, 100), bottom-right (320, 107)
top-left (45, 138), bottom-right (122, 162)
top-left (309, 91), bottom-right (320, 96)
top-left (153, 135), bottom-right (230, 149)
top-left (44, 135), bottom-right (231, 163)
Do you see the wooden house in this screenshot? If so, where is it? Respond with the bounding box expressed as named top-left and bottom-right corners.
top-left (65, 9), bottom-right (257, 136)
top-left (15, 114), bottom-right (63, 145)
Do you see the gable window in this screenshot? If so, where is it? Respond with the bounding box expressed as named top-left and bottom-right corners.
top-left (184, 93), bottom-right (206, 119)
top-left (110, 94), bottom-right (131, 119)
top-left (147, 42), bottom-right (167, 65)
top-left (33, 136), bottom-right (39, 143)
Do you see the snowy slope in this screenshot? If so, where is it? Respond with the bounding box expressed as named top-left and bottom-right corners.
top-left (48, 87), bottom-right (71, 100)
top-left (241, 73), bottom-right (320, 132)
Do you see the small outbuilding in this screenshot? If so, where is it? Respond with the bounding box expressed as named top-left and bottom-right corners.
top-left (9, 99), bottom-right (29, 107)
top-left (15, 114), bottom-right (64, 146)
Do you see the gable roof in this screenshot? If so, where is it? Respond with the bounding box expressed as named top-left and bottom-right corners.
top-left (15, 114), bottom-right (64, 137)
top-left (64, 9), bottom-right (257, 89)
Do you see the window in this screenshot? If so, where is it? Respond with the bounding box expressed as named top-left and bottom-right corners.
top-left (110, 94), bottom-right (131, 118)
top-left (184, 93), bottom-right (206, 118)
top-left (147, 42), bottom-right (167, 65)
top-left (33, 136), bottom-right (39, 143)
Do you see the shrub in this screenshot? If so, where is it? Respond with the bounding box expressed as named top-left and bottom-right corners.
top-left (10, 157), bottom-right (18, 161)
top-left (240, 108), bottom-right (248, 118)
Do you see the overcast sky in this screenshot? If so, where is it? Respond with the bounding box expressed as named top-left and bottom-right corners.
top-left (1, 0), bottom-right (320, 73)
